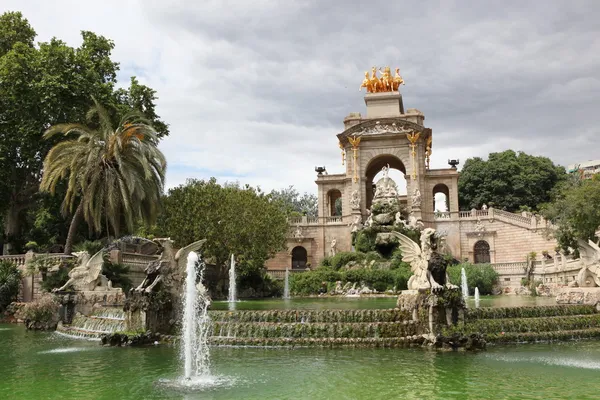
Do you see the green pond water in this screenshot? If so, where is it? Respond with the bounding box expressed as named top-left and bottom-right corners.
top-left (211, 295), bottom-right (558, 310)
top-left (2, 322), bottom-right (599, 399)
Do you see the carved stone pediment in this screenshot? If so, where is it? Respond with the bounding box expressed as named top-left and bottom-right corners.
top-left (337, 118), bottom-right (431, 144)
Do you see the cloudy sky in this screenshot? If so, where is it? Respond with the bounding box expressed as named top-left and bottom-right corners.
top-left (4, 0), bottom-right (600, 195)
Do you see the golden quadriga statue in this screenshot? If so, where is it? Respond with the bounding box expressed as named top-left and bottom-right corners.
top-left (360, 66), bottom-right (405, 93)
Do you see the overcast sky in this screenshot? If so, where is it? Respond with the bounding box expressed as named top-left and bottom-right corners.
top-left (4, 0), bottom-right (600, 195)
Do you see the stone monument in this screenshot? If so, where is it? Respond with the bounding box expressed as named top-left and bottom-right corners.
top-left (556, 239), bottom-right (600, 306)
top-left (394, 227), bottom-right (465, 342)
top-left (53, 250), bottom-right (123, 318)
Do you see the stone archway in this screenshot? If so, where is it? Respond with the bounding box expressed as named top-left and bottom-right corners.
top-left (327, 189), bottom-right (342, 216)
top-left (291, 246), bottom-right (308, 269)
top-left (432, 183), bottom-right (450, 212)
top-left (365, 154), bottom-right (407, 209)
top-left (474, 240), bottom-right (490, 264)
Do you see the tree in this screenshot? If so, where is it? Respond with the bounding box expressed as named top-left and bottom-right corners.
top-left (269, 186), bottom-right (318, 217)
top-left (0, 11), bottom-right (169, 254)
top-left (458, 150), bottom-right (566, 212)
top-left (541, 174), bottom-right (600, 252)
top-left (0, 260), bottom-right (21, 311)
top-left (40, 100), bottom-right (167, 254)
top-left (159, 179), bottom-right (288, 277)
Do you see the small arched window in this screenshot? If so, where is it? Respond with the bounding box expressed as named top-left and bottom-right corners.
top-left (474, 240), bottom-right (490, 264)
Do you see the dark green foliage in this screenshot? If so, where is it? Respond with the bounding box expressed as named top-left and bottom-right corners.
top-left (0, 11), bottom-right (168, 253)
top-left (102, 260), bottom-right (132, 293)
top-left (158, 178), bottom-right (288, 283)
top-left (458, 150), bottom-right (567, 212)
top-left (40, 265), bottom-right (70, 293)
top-left (73, 240), bottom-right (105, 255)
top-left (290, 266), bottom-right (411, 295)
top-left (329, 252), bottom-right (365, 270)
top-left (541, 175), bottom-right (600, 252)
top-left (447, 263), bottom-right (499, 295)
top-left (354, 228), bottom-right (378, 253)
top-left (268, 186), bottom-right (318, 217)
top-left (0, 260), bottom-right (21, 311)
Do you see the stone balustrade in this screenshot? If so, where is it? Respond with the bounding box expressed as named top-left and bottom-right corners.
top-left (266, 269), bottom-right (309, 280)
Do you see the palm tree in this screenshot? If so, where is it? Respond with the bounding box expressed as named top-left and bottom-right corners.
top-left (40, 99), bottom-right (167, 254)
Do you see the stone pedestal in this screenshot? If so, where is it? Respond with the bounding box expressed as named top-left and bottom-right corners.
top-left (364, 92), bottom-right (404, 118)
top-left (397, 288), bottom-right (466, 338)
top-left (556, 287), bottom-right (600, 306)
top-left (55, 289), bottom-right (124, 317)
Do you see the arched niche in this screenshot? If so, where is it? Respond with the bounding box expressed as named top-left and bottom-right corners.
top-left (432, 183), bottom-right (450, 212)
top-left (291, 246), bottom-right (308, 269)
top-left (327, 189), bottom-right (342, 216)
top-left (365, 154), bottom-right (407, 209)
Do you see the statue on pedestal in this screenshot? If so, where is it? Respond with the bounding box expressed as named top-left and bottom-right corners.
top-left (393, 228), bottom-right (457, 292)
top-left (53, 251), bottom-right (116, 292)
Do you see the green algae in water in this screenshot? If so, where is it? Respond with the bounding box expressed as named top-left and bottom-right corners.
top-left (2, 323), bottom-right (600, 399)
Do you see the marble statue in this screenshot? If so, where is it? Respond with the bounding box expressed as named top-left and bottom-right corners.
top-left (293, 226), bottom-right (304, 240)
top-left (474, 218), bottom-right (486, 237)
top-left (576, 239), bottom-right (600, 287)
top-left (330, 238), bottom-right (337, 256)
top-left (53, 251), bottom-right (114, 292)
top-left (393, 228), bottom-right (457, 292)
top-left (365, 210), bottom-right (374, 227)
top-left (411, 188), bottom-right (422, 208)
top-left (482, 204), bottom-right (488, 211)
top-left (349, 215), bottom-right (363, 233)
top-left (350, 190), bottom-right (360, 209)
top-left (373, 166), bottom-right (399, 201)
top-left (400, 214), bottom-right (425, 231)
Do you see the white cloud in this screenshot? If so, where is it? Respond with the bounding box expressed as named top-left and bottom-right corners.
top-left (4, 0), bottom-right (600, 195)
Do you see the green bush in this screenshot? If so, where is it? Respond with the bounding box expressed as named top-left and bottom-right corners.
top-left (102, 260), bottom-right (133, 293)
top-left (16, 294), bottom-right (60, 330)
top-left (0, 261), bottom-right (21, 311)
top-left (73, 240), bottom-right (105, 255)
top-left (354, 228), bottom-right (378, 253)
top-left (447, 263), bottom-right (498, 295)
top-left (290, 267), bottom-right (342, 295)
top-left (41, 266), bottom-right (71, 292)
top-left (329, 252), bottom-right (365, 270)
top-left (290, 265), bottom-right (411, 295)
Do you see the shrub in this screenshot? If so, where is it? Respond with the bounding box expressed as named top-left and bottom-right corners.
top-left (329, 252), bottom-right (365, 270)
top-left (16, 294), bottom-right (60, 330)
top-left (290, 267), bottom-right (342, 295)
top-left (354, 228), bottom-right (378, 253)
top-left (41, 266), bottom-right (71, 292)
top-left (0, 261), bottom-right (21, 311)
top-left (102, 260), bottom-right (133, 293)
top-left (24, 241), bottom-right (39, 252)
top-left (290, 265), bottom-right (411, 295)
top-left (73, 240), bottom-right (105, 255)
top-left (447, 263), bottom-right (498, 295)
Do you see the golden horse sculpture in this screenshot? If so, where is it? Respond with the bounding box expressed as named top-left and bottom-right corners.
top-left (360, 66), bottom-right (405, 93)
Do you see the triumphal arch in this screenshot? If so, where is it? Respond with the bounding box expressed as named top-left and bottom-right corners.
top-left (266, 67), bottom-right (459, 271)
top-left (265, 66), bottom-right (555, 275)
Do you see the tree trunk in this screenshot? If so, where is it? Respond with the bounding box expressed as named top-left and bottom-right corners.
top-left (2, 204), bottom-right (20, 255)
top-left (64, 202), bottom-right (84, 255)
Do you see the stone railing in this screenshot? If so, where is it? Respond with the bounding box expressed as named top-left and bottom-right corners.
top-left (325, 216), bottom-right (343, 224)
top-left (0, 254), bottom-right (27, 267)
top-left (266, 269), bottom-right (309, 280)
top-left (424, 207), bottom-right (549, 230)
top-left (287, 216), bottom-right (320, 225)
top-left (120, 252), bottom-right (159, 270)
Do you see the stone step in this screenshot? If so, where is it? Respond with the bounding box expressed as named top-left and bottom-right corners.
top-left (211, 321), bottom-right (419, 339)
top-left (209, 309), bottom-right (410, 324)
